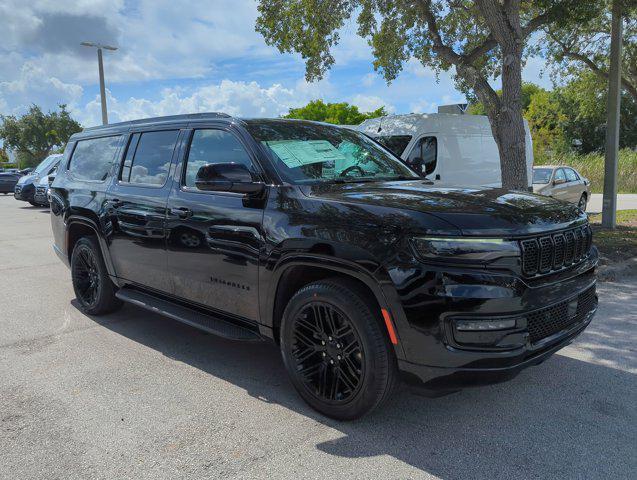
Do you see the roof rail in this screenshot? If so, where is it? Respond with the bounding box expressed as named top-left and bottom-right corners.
top-left (82, 112), bottom-right (232, 132)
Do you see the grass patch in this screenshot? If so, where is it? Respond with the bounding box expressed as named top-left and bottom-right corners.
top-left (588, 209), bottom-right (637, 265)
top-left (535, 149), bottom-right (637, 194)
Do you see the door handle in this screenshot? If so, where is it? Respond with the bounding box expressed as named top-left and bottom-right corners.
top-left (170, 207), bottom-right (193, 219)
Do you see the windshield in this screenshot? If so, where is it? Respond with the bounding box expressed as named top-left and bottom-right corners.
top-left (533, 168), bottom-right (553, 184)
top-left (33, 155), bottom-right (60, 175)
top-left (245, 121), bottom-right (418, 184)
top-left (373, 135), bottom-right (412, 157)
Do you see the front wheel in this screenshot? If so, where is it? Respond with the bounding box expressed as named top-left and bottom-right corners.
top-left (71, 236), bottom-right (122, 315)
top-left (578, 193), bottom-right (587, 211)
top-left (280, 278), bottom-right (398, 420)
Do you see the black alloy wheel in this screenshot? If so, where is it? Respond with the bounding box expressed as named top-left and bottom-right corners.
top-left (71, 236), bottom-right (122, 315)
top-left (291, 302), bottom-right (364, 403)
top-left (281, 278), bottom-right (398, 420)
top-left (72, 244), bottom-right (101, 308)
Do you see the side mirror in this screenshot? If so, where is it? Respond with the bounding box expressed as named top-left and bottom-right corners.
top-left (195, 163), bottom-right (264, 194)
top-left (553, 178), bottom-right (566, 185)
top-left (48, 174), bottom-right (56, 184)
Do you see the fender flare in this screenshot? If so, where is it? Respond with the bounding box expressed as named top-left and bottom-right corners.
top-left (262, 253), bottom-right (406, 359)
top-left (66, 215), bottom-right (118, 279)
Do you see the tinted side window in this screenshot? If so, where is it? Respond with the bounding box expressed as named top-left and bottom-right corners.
top-left (375, 135), bottom-right (412, 157)
top-left (554, 169), bottom-right (566, 181)
top-left (184, 129), bottom-right (254, 188)
top-left (406, 136), bottom-right (437, 175)
top-left (565, 168), bottom-right (579, 182)
top-left (122, 130), bottom-right (179, 186)
top-left (69, 136), bottom-right (121, 181)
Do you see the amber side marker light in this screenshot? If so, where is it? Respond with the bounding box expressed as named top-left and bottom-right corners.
top-left (381, 308), bottom-right (398, 345)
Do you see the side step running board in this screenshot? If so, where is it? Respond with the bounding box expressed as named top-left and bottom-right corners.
top-left (115, 288), bottom-right (263, 341)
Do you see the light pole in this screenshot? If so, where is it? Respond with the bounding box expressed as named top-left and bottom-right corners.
top-left (81, 42), bottom-right (118, 125)
top-left (601, 1), bottom-right (623, 229)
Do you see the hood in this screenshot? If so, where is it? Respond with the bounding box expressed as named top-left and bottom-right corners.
top-left (301, 180), bottom-right (586, 236)
top-left (17, 173), bottom-right (38, 185)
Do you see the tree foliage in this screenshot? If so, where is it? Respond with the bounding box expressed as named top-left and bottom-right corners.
top-left (467, 82), bottom-right (543, 114)
top-left (542, 0), bottom-right (637, 102)
top-left (256, 0), bottom-right (602, 189)
top-left (0, 105), bottom-right (82, 167)
top-left (554, 71), bottom-right (637, 154)
top-left (283, 99), bottom-right (387, 124)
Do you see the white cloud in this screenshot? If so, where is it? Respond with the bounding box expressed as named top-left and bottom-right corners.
top-left (361, 73), bottom-right (377, 87)
top-left (0, 62), bottom-right (83, 116)
top-left (77, 79), bottom-right (334, 127)
top-left (350, 94), bottom-right (394, 113)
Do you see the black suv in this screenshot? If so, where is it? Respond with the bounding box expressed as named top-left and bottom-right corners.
top-left (50, 113), bottom-right (597, 420)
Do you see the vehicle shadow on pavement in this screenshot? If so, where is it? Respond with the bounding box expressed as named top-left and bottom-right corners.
top-left (77, 299), bottom-right (636, 479)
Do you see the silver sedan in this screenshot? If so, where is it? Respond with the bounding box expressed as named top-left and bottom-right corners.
top-left (532, 166), bottom-right (591, 210)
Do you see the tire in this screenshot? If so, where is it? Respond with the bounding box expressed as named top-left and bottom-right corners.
top-left (28, 200), bottom-right (38, 206)
top-left (71, 236), bottom-right (122, 315)
top-left (280, 278), bottom-right (398, 420)
top-left (578, 193), bottom-right (587, 211)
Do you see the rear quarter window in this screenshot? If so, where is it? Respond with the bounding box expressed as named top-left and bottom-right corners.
top-left (69, 135), bottom-right (122, 181)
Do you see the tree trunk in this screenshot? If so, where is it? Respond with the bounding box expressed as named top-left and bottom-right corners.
top-left (481, 46), bottom-right (529, 191)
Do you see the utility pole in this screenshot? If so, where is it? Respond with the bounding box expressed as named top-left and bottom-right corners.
top-left (601, 0), bottom-right (623, 229)
top-left (81, 42), bottom-right (118, 125)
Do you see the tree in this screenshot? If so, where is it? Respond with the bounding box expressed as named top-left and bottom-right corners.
top-left (555, 70), bottom-right (637, 154)
top-left (256, 1), bottom-right (600, 189)
top-left (284, 99), bottom-right (387, 124)
top-left (0, 105), bottom-right (82, 167)
top-left (543, 0), bottom-right (637, 102)
top-left (0, 146), bottom-right (9, 164)
top-left (525, 89), bottom-right (567, 156)
top-left (467, 82), bottom-right (543, 114)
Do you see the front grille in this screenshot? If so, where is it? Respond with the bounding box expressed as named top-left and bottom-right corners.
top-left (527, 286), bottom-right (597, 343)
top-left (520, 225), bottom-right (592, 276)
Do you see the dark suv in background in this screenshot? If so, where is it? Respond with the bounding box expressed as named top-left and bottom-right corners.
top-left (50, 113), bottom-right (598, 420)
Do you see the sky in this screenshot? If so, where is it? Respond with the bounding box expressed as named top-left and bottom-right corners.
top-left (0, 0), bottom-right (554, 128)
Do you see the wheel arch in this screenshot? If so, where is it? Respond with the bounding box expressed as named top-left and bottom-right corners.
top-left (66, 216), bottom-right (117, 278)
top-left (264, 255), bottom-right (405, 359)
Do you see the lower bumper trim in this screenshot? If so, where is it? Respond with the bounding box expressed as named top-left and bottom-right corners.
top-left (399, 307), bottom-right (595, 391)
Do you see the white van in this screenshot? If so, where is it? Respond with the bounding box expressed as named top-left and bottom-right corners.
top-left (357, 113), bottom-right (533, 188)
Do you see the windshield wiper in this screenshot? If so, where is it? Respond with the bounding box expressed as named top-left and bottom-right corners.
top-left (331, 177), bottom-right (378, 184)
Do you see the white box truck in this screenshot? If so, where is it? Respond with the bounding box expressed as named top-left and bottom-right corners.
top-left (357, 113), bottom-right (534, 188)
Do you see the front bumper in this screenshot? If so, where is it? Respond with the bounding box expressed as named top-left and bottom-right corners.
top-left (399, 295), bottom-right (596, 391)
top-left (34, 186), bottom-right (49, 205)
top-left (14, 184), bottom-right (34, 202)
top-left (387, 248), bottom-right (598, 391)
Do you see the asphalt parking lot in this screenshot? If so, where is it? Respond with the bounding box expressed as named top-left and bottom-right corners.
top-left (1, 195), bottom-right (635, 480)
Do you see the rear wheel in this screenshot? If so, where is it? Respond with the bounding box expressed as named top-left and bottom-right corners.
top-left (280, 278), bottom-right (397, 420)
top-left (578, 193), bottom-right (587, 211)
top-left (71, 236), bottom-right (122, 315)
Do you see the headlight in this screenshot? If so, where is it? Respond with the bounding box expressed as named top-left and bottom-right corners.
top-left (410, 237), bottom-right (520, 264)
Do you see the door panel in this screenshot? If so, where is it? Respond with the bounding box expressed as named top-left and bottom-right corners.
top-left (104, 129), bottom-right (180, 293)
top-left (165, 127), bottom-right (264, 321)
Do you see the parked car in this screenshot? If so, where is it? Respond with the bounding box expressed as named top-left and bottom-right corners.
top-left (14, 154), bottom-right (62, 205)
top-left (33, 167), bottom-right (57, 206)
top-left (356, 113), bottom-right (534, 188)
top-left (50, 114), bottom-right (598, 420)
top-left (532, 166), bottom-right (591, 210)
top-left (0, 172), bottom-right (22, 194)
